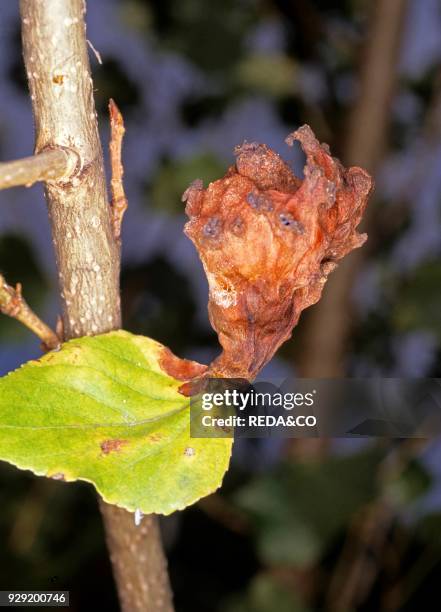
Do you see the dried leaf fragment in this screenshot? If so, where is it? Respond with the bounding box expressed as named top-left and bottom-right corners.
top-left (183, 125), bottom-right (373, 379)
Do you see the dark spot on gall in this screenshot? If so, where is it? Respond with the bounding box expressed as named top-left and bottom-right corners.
top-left (246, 192), bottom-right (259, 208)
top-left (279, 212), bottom-right (305, 234)
top-left (246, 192), bottom-right (274, 212)
top-left (203, 217), bottom-right (222, 238)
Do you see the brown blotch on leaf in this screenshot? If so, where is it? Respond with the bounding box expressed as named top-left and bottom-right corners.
top-left (183, 124), bottom-right (373, 379)
top-left (159, 346), bottom-right (207, 381)
top-left (100, 439), bottom-right (128, 455)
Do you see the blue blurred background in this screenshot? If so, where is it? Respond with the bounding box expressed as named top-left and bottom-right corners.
top-left (1, 0), bottom-right (441, 610)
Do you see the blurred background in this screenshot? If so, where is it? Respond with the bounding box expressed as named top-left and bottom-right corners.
top-left (1, 0), bottom-right (441, 610)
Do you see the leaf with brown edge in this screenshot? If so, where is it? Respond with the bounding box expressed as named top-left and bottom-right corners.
top-left (159, 346), bottom-right (208, 380)
top-left (0, 330), bottom-right (232, 515)
top-left (183, 125), bottom-right (373, 379)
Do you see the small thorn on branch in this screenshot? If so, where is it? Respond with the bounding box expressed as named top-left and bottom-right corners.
top-left (87, 39), bottom-right (103, 65)
top-left (0, 273), bottom-right (60, 351)
top-left (109, 99), bottom-right (128, 242)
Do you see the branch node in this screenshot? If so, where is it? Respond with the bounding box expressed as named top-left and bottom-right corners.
top-left (0, 146), bottom-right (81, 191)
top-left (40, 145), bottom-right (82, 185)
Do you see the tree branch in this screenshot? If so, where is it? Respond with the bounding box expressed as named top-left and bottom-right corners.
top-left (0, 273), bottom-right (60, 350)
top-left (20, 0), bottom-right (120, 340)
top-left (19, 1), bottom-right (173, 610)
top-left (0, 147), bottom-right (79, 191)
top-left (99, 507), bottom-right (173, 611)
top-left (298, 0), bottom-right (408, 377)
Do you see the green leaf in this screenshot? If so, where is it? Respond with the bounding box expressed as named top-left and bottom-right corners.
top-left (0, 331), bottom-right (232, 515)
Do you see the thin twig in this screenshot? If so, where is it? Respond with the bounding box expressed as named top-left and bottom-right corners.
top-left (326, 439), bottom-right (425, 611)
top-left (0, 274), bottom-right (60, 350)
top-left (0, 147), bottom-right (78, 191)
top-left (326, 500), bottom-right (393, 611)
top-left (109, 99), bottom-right (128, 241)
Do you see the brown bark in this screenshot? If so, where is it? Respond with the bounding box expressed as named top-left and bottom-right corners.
top-left (99, 506), bottom-right (173, 611)
top-left (298, 0), bottom-right (408, 377)
top-left (19, 1), bottom-right (173, 610)
top-left (20, 0), bottom-right (120, 340)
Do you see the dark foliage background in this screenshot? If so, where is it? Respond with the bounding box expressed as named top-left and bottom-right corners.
top-left (1, 1), bottom-right (441, 610)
